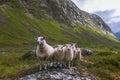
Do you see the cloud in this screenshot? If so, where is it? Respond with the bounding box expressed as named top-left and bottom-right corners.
top-left (93, 10), bottom-right (115, 22)
top-left (110, 16), bottom-right (120, 23)
top-left (72, 0), bottom-right (120, 14)
top-left (71, 0), bottom-right (87, 7)
top-left (93, 10), bottom-right (120, 33)
top-left (72, 0), bottom-right (120, 32)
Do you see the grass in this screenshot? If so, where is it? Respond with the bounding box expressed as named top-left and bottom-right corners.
top-left (0, 50), bottom-right (38, 79)
top-left (82, 50), bottom-right (120, 80)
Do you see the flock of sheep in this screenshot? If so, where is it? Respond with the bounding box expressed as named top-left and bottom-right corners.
top-left (36, 36), bottom-right (83, 70)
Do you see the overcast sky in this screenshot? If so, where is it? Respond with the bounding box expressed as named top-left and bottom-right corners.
top-left (72, 0), bottom-right (120, 33)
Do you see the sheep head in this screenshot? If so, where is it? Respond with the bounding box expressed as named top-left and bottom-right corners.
top-left (37, 36), bottom-right (46, 45)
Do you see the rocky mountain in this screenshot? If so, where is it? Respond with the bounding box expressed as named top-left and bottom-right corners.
top-left (0, 0), bottom-right (119, 48)
top-left (115, 31), bottom-right (120, 40)
top-left (24, 0), bottom-right (114, 35)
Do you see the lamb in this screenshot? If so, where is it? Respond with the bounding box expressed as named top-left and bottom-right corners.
top-left (71, 43), bottom-right (83, 65)
top-left (64, 44), bottom-right (74, 68)
top-left (75, 47), bottom-right (82, 65)
top-left (36, 36), bottom-right (54, 70)
top-left (54, 45), bottom-right (66, 67)
top-left (71, 43), bottom-right (77, 65)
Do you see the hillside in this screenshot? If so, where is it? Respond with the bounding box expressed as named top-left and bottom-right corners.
top-left (0, 0), bottom-right (120, 80)
top-left (0, 0), bottom-right (119, 51)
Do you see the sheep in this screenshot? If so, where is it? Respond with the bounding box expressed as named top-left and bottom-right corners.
top-left (71, 43), bottom-right (77, 66)
top-left (75, 47), bottom-right (83, 65)
top-left (36, 36), bottom-right (54, 70)
top-left (71, 43), bottom-right (83, 65)
top-left (64, 44), bottom-right (74, 68)
top-left (54, 45), bottom-right (66, 67)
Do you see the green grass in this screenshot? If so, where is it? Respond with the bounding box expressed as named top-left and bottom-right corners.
top-left (0, 51), bottom-right (38, 79)
top-left (82, 50), bottom-right (120, 80)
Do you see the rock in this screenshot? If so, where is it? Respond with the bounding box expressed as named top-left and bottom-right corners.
top-left (82, 49), bottom-right (93, 55)
top-left (18, 67), bottom-right (96, 80)
top-left (22, 50), bottom-right (36, 59)
top-left (0, 52), bottom-right (9, 54)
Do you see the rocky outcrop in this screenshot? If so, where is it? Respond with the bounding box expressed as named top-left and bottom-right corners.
top-left (19, 67), bottom-right (97, 80)
top-left (90, 14), bottom-right (112, 33)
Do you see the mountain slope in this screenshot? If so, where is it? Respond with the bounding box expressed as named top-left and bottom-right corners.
top-left (0, 0), bottom-right (119, 50)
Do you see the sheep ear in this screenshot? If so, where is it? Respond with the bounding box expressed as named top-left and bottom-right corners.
top-left (43, 36), bottom-right (46, 40)
top-left (63, 44), bottom-right (66, 47)
top-left (73, 43), bottom-right (77, 47)
top-left (73, 43), bottom-right (77, 45)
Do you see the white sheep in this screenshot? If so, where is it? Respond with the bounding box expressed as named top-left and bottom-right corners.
top-left (75, 47), bottom-right (82, 65)
top-left (36, 36), bottom-right (54, 70)
top-left (54, 45), bottom-right (65, 61)
top-left (71, 43), bottom-right (83, 65)
top-left (54, 45), bottom-right (66, 67)
top-left (71, 43), bottom-right (77, 65)
top-left (64, 44), bottom-right (74, 68)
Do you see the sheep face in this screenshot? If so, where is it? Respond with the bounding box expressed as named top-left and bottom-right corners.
top-left (57, 45), bottom-right (64, 52)
top-left (65, 44), bottom-right (72, 51)
top-left (37, 36), bottom-right (45, 45)
top-left (71, 43), bottom-right (77, 52)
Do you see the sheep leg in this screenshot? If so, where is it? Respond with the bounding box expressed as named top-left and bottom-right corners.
top-left (68, 61), bottom-right (71, 69)
top-left (44, 57), bottom-right (49, 70)
top-left (59, 61), bottom-right (63, 68)
top-left (47, 58), bottom-right (50, 67)
top-left (74, 59), bottom-right (77, 66)
top-left (71, 60), bottom-right (74, 66)
top-left (77, 58), bottom-right (81, 66)
top-left (39, 58), bottom-right (42, 71)
top-left (66, 61), bottom-right (70, 68)
top-left (61, 61), bottom-right (66, 68)
top-left (78, 60), bottom-right (80, 65)
top-left (49, 57), bottom-right (54, 67)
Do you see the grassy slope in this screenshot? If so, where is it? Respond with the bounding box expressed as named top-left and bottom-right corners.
top-left (0, 1), bottom-right (120, 80)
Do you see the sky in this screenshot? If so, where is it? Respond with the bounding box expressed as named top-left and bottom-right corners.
top-left (72, 0), bottom-right (120, 33)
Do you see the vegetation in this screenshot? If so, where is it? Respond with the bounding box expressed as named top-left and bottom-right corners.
top-left (83, 50), bottom-right (120, 80)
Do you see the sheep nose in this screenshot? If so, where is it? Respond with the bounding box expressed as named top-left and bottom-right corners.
top-left (68, 48), bottom-right (70, 51)
top-left (58, 50), bottom-right (62, 52)
top-left (37, 42), bottom-right (39, 44)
